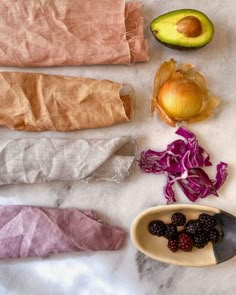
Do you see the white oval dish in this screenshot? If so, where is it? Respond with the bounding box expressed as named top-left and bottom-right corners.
top-left (130, 204), bottom-right (222, 267)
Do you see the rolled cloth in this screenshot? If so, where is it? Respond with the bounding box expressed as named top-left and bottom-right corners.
top-left (0, 136), bottom-right (135, 185)
top-left (0, 205), bottom-right (125, 259)
top-left (0, 72), bottom-right (133, 131)
top-left (0, 0), bottom-right (149, 66)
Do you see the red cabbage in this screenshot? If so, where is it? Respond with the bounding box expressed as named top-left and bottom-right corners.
top-left (139, 127), bottom-right (228, 204)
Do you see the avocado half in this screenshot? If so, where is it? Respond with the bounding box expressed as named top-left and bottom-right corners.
top-left (150, 9), bottom-right (214, 50)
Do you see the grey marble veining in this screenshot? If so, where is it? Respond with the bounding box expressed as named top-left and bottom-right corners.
top-left (0, 0), bottom-right (236, 294)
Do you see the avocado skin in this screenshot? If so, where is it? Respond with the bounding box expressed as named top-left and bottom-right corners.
top-left (150, 9), bottom-right (214, 51)
top-left (151, 30), bottom-right (210, 51)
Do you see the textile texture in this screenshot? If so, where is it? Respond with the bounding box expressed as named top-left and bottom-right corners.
top-left (0, 72), bottom-right (133, 131)
top-left (0, 205), bottom-right (126, 259)
top-left (0, 0), bottom-right (149, 66)
top-left (0, 136), bottom-right (135, 185)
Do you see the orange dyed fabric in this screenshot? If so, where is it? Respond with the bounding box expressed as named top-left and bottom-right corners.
top-left (0, 72), bottom-right (133, 131)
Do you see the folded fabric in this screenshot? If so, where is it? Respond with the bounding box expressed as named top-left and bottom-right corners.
top-left (0, 72), bottom-right (133, 131)
top-left (0, 136), bottom-right (135, 185)
top-left (0, 205), bottom-right (125, 259)
top-left (0, 0), bottom-right (149, 66)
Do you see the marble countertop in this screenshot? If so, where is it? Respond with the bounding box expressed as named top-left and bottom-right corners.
top-left (0, 0), bottom-right (236, 294)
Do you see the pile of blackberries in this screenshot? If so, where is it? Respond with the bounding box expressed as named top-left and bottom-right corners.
top-left (148, 212), bottom-right (222, 252)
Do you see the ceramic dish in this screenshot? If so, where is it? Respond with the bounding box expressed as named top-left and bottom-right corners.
top-left (130, 204), bottom-right (236, 267)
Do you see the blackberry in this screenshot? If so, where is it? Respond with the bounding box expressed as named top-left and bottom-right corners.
top-left (179, 233), bottom-right (193, 252)
top-left (208, 229), bottom-right (220, 243)
top-left (185, 220), bottom-right (202, 235)
top-left (171, 212), bottom-right (186, 226)
top-left (148, 220), bottom-right (166, 236)
top-left (164, 224), bottom-right (178, 239)
top-left (198, 213), bottom-right (217, 231)
top-left (168, 239), bottom-right (179, 252)
top-left (178, 229), bottom-right (187, 235)
top-left (193, 232), bottom-right (209, 249)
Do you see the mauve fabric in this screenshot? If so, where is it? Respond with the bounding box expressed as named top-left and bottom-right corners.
top-left (0, 136), bottom-right (135, 185)
top-left (0, 0), bottom-right (149, 66)
top-left (0, 72), bottom-right (133, 131)
top-left (0, 205), bottom-right (126, 259)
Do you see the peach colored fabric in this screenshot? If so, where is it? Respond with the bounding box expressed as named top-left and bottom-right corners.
top-left (0, 72), bottom-right (133, 131)
top-left (0, 205), bottom-right (126, 259)
top-left (0, 0), bottom-right (149, 66)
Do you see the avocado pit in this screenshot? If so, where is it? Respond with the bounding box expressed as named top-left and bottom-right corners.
top-left (177, 16), bottom-right (202, 38)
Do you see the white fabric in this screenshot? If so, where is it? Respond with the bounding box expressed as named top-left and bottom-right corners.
top-left (0, 136), bottom-right (135, 185)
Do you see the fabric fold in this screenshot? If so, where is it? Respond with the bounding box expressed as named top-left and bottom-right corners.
top-left (0, 0), bottom-right (149, 66)
top-left (0, 72), bottom-right (134, 131)
top-left (0, 136), bottom-right (135, 185)
top-left (0, 205), bottom-right (126, 259)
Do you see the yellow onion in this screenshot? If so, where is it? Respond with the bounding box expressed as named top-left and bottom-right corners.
top-left (151, 59), bottom-right (220, 127)
top-left (158, 74), bottom-right (203, 119)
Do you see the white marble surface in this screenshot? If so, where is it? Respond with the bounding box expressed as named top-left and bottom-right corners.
top-left (0, 0), bottom-right (236, 294)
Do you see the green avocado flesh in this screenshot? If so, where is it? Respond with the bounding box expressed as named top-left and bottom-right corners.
top-left (150, 9), bottom-right (214, 49)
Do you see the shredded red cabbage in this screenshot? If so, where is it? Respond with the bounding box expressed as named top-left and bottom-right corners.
top-left (139, 127), bottom-right (228, 204)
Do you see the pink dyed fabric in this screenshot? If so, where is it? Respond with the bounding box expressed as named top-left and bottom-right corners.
top-left (0, 0), bottom-right (149, 66)
top-left (0, 206), bottom-right (126, 259)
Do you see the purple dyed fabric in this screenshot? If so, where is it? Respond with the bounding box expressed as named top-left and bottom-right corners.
top-left (0, 206), bottom-right (125, 259)
top-left (139, 127), bottom-right (228, 204)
